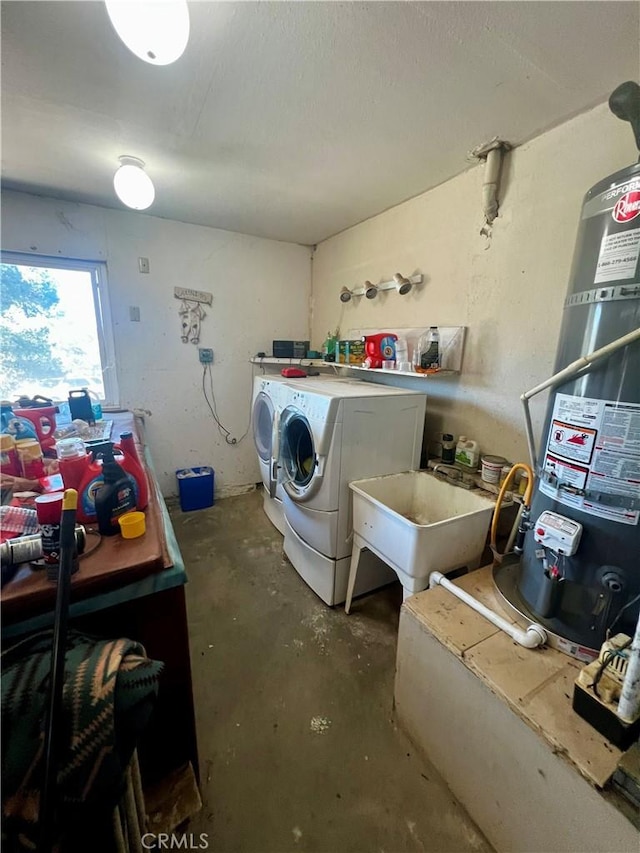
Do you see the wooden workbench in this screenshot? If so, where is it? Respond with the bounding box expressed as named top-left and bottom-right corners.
top-left (1, 413), bottom-right (198, 784)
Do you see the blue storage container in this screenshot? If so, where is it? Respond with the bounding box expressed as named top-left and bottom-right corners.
top-left (176, 466), bottom-right (214, 512)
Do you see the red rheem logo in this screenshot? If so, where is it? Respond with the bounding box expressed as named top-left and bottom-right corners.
top-left (613, 190), bottom-right (640, 222)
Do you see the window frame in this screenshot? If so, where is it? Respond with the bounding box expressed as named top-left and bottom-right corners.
top-left (0, 252), bottom-right (119, 406)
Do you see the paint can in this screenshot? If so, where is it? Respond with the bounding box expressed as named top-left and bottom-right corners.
top-left (481, 455), bottom-right (507, 484)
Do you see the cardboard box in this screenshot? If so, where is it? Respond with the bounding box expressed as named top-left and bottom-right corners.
top-left (347, 339), bottom-right (365, 364)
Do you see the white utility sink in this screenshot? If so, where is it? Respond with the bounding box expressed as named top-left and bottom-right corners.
top-left (346, 471), bottom-right (495, 610)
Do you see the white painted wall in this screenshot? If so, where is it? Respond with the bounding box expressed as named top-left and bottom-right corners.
top-left (311, 103), bottom-right (635, 464)
top-left (1, 191), bottom-right (311, 496)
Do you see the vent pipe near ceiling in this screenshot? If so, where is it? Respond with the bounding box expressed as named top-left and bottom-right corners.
top-left (470, 137), bottom-right (511, 231)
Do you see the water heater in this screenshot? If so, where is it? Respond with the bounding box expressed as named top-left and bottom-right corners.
top-left (495, 83), bottom-right (640, 658)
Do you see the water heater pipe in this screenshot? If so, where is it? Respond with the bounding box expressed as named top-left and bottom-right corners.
top-left (489, 462), bottom-right (534, 562)
top-left (617, 610), bottom-right (640, 723)
top-left (429, 571), bottom-right (547, 649)
top-left (520, 327), bottom-right (640, 470)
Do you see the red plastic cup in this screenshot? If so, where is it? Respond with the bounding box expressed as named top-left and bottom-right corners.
top-left (35, 493), bottom-right (64, 524)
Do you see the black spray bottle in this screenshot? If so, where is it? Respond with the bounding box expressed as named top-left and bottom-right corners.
top-left (94, 442), bottom-right (137, 536)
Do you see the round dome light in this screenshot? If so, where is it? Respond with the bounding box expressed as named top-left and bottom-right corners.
top-left (113, 156), bottom-right (155, 210)
top-left (105, 0), bottom-right (190, 66)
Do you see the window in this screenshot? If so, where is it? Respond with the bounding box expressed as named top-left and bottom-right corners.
top-left (0, 254), bottom-right (118, 406)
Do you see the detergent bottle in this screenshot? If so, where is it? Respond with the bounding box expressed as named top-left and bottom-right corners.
top-left (12, 401), bottom-right (58, 451)
top-left (94, 443), bottom-right (137, 536)
top-left (362, 333), bottom-right (397, 368)
top-left (76, 450), bottom-right (105, 524)
top-left (1, 402), bottom-right (14, 433)
top-left (2, 407), bottom-right (39, 443)
top-left (115, 432), bottom-right (149, 510)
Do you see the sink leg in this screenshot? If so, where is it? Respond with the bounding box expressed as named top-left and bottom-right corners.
top-left (345, 541), bottom-right (363, 614)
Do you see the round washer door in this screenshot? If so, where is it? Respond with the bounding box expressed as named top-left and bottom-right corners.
top-left (280, 407), bottom-right (322, 500)
top-left (252, 392), bottom-right (274, 462)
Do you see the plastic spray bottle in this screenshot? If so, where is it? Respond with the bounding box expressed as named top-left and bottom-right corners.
top-left (94, 443), bottom-right (137, 536)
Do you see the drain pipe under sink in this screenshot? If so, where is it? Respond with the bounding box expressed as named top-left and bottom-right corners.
top-left (428, 571), bottom-right (547, 649)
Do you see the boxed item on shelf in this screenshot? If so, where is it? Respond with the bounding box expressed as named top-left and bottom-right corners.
top-left (272, 340), bottom-right (310, 358)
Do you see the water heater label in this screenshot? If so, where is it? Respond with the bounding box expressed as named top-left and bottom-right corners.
top-left (547, 421), bottom-right (595, 464)
top-left (540, 393), bottom-right (640, 526)
top-left (594, 227), bottom-right (640, 284)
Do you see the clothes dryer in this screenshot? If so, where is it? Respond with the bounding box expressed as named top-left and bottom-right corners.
top-left (252, 375), bottom-right (290, 533)
top-left (277, 379), bottom-right (426, 604)
top-left (251, 374), bottom-right (354, 534)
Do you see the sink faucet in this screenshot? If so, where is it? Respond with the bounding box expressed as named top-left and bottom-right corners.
top-left (432, 464), bottom-right (461, 481)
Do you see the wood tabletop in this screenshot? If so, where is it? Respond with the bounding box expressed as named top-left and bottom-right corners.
top-left (1, 412), bottom-right (171, 624)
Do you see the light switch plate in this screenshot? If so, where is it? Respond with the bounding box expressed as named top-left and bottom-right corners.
top-left (138, 257), bottom-right (150, 273)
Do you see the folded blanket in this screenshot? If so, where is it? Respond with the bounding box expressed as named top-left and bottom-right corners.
top-left (0, 506), bottom-right (39, 541)
top-left (1, 630), bottom-right (163, 848)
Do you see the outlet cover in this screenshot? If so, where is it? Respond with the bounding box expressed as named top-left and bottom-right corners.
top-left (138, 257), bottom-right (150, 274)
top-left (129, 306), bottom-right (141, 322)
top-left (199, 348), bottom-right (214, 364)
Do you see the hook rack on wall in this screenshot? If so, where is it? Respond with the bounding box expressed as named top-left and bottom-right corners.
top-left (339, 273), bottom-right (423, 303)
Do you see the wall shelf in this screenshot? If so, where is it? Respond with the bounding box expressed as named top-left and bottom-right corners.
top-left (251, 327), bottom-right (466, 378)
top-left (250, 357), bottom-right (327, 367)
top-left (346, 326), bottom-right (466, 373)
top-left (332, 364), bottom-right (459, 378)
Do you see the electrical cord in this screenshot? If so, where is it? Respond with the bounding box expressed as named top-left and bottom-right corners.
top-left (606, 591), bottom-right (640, 640)
top-left (201, 364), bottom-right (252, 446)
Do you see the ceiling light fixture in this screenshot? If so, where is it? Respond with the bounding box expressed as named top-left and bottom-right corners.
top-left (113, 156), bottom-right (155, 210)
top-left (105, 0), bottom-right (190, 66)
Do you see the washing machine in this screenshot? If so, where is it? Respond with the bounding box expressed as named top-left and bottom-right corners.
top-left (251, 374), bottom-right (353, 534)
top-left (277, 379), bottom-right (427, 604)
top-left (252, 375), bottom-right (290, 534)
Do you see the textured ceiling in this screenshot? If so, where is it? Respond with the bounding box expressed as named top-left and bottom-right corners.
top-left (1, 1), bottom-right (638, 245)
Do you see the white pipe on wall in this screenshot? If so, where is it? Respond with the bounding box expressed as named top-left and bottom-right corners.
top-left (617, 610), bottom-right (640, 724)
top-left (429, 571), bottom-right (547, 649)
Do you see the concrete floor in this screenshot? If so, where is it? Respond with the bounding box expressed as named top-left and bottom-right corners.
top-left (171, 489), bottom-right (493, 853)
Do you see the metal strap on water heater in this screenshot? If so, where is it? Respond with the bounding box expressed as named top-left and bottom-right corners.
top-left (536, 469), bottom-right (640, 511)
top-left (565, 284), bottom-right (640, 308)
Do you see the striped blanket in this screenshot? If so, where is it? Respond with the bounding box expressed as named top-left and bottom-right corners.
top-left (1, 630), bottom-right (163, 849)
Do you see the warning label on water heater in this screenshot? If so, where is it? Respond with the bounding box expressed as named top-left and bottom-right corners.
top-left (539, 393), bottom-right (640, 525)
top-left (594, 227), bottom-right (640, 284)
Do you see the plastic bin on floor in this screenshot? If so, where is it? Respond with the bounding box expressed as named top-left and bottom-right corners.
top-left (176, 466), bottom-right (214, 512)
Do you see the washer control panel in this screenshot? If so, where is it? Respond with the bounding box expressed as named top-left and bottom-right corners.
top-left (534, 510), bottom-right (582, 556)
